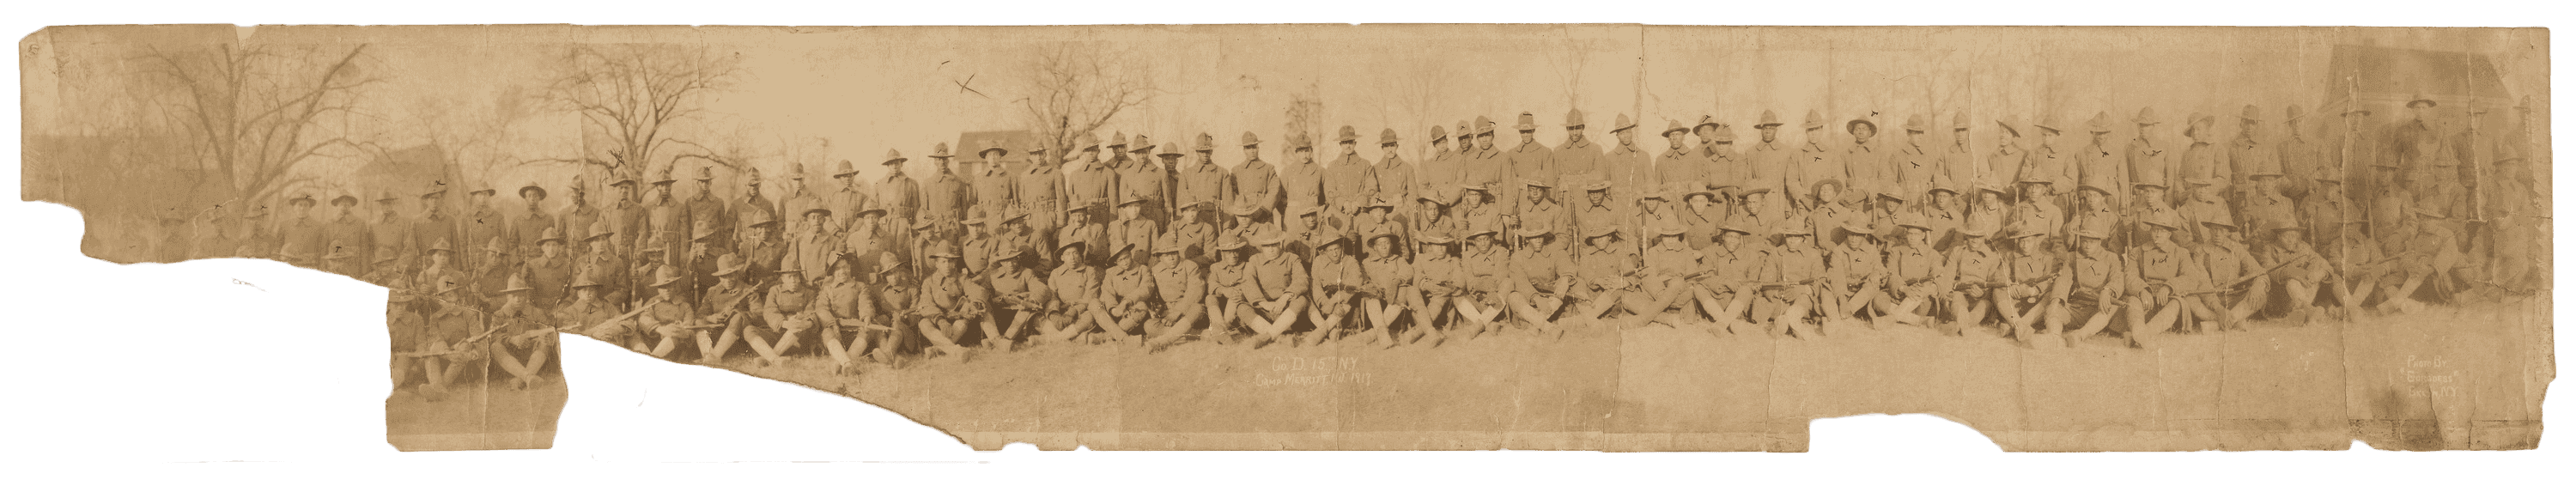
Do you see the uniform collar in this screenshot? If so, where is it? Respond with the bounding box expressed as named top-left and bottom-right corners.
top-left (1562, 139), bottom-right (1594, 150)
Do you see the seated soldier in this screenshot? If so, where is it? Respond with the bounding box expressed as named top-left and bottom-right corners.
top-left (1503, 225), bottom-right (1575, 333)
top-left (982, 246), bottom-right (1048, 350)
top-left (1453, 229), bottom-right (1513, 337)
top-left (2196, 221), bottom-right (2269, 331)
top-left (485, 273), bottom-right (556, 390)
top-left (1091, 240), bottom-right (1154, 347)
top-left (2318, 220), bottom-right (2380, 320)
top-left (2265, 224), bottom-right (2329, 324)
top-left (1304, 228), bottom-right (1364, 345)
top-left (1407, 234), bottom-right (1465, 343)
top-left (1694, 220), bottom-right (1765, 337)
top-left (1145, 232), bottom-right (1206, 351)
top-left (403, 275), bottom-right (485, 401)
top-left (742, 264), bottom-right (822, 367)
top-left (636, 265), bottom-right (701, 360)
top-left (817, 254), bottom-right (893, 373)
top-left (1563, 226), bottom-right (1643, 330)
top-left (1357, 231), bottom-right (1416, 347)
top-left (872, 252), bottom-right (920, 358)
top-left (1204, 236), bottom-right (1256, 344)
top-left (1635, 225), bottom-right (1704, 330)
top-left (1822, 220), bottom-right (1888, 331)
top-left (1878, 216), bottom-right (1951, 331)
top-left (1040, 241), bottom-right (1105, 343)
top-left (1757, 225), bottom-right (1829, 338)
top-left (556, 267), bottom-right (635, 352)
top-left (2373, 207), bottom-right (2462, 314)
top-left (1997, 222), bottom-right (2065, 346)
top-left (915, 241), bottom-right (989, 359)
top-left (386, 279), bottom-right (430, 395)
top-left (689, 253), bottom-right (758, 365)
top-left (1241, 230), bottom-right (1312, 348)
top-left (1940, 222), bottom-right (2004, 336)
top-left (2056, 225), bottom-right (2132, 348)
top-left (2125, 217), bottom-right (2210, 349)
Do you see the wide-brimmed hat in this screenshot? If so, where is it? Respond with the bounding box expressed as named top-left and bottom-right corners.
top-left (1756, 110), bottom-right (1785, 129)
top-left (420, 182), bottom-right (449, 198)
top-left (1846, 117), bottom-right (1877, 135)
top-left (1430, 125), bottom-right (1452, 143)
top-left (1564, 109), bottom-right (1588, 129)
top-left (1474, 116), bottom-right (1498, 135)
top-left (650, 167), bottom-right (678, 185)
top-left (1287, 131), bottom-right (1314, 150)
top-left (1156, 140), bottom-right (1184, 157)
top-left (498, 273), bottom-right (534, 294)
top-left (2132, 107), bottom-right (2162, 125)
top-left (1335, 125), bottom-right (1361, 143)
top-left (572, 268), bottom-right (603, 289)
top-left (2238, 104), bottom-right (2263, 122)
top-left (537, 227), bottom-right (566, 245)
top-left (1611, 113), bottom-right (1637, 133)
top-left (881, 149), bottom-right (908, 167)
top-left (584, 221), bottom-right (615, 242)
top-left (1662, 119), bottom-right (1690, 137)
top-left (877, 252), bottom-right (908, 275)
top-left (1251, 229), bottom-right (1285, 246)
top-left (481, 236), bottom-right (510, 254)
top-left (1106, 132), bottom-right (1128, 150)
top-left (373, 190), bottom-right (401, 203)
top-left (1953, 112), bottom-right (1971, 131)
top-left (2086, 111), bottom-right (2115, 133)
top-left (1239, 131), bottom-right (1261, 148)
top-left (424, 238), bottom-right (455, 253)
top-left (1151, 231), bottom-right (1186, 255)
top-left (712, 252), bottom-right (748, 276)
top-left (2405, 95), bottom-right (2437, 108)
top-left (1515, 112), bottom-right (1539, 131)
top-left (2032, 115), bottom-right (2064, 134)
top-left (1377, 128), bottom-right (1400, 146)
top-left (696, 166), bottom-right (717, 181)
top-left (470, 182), bottom-right (499, 196)
top-left (1994, 116), bottom-right (2023, 137)
top-left (288, 193), bottom-right (318, 207)
top-left (1802, 110), bottom-right (1828, 131)
top-left (2284, 104), bottom-right (2308, 123)
top-left (1194, 132), bottom-right (1217, 152)
top-left (1128, 136), bottom-right (1154, 154)
top-left (1903, 114), bottom-right (1928, 132)
top-left (1074, 132), bottom-right (1102, 151)
top-left (929, 142), bottom-right (955, 159)
top-left (1811, 179), bottom-right (1844, 198)
top-left (1416, 234), bottom-right (1456, 245)
top-left (925, 240), bottom-right (961, 259)
top-left (650, 265), bottom-right (684, 288)
top-left (331, 191), bottom-right (360, 207)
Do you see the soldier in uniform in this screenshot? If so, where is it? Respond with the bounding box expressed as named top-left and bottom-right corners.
top-left (468, 237), bottom-right (514, 307)
top-left (1373, 129), bottom-right (1418, 228)
top-left (1278, 131), bottom-right (1327, 232)
top-left (970, 143), bottom-right (1018, 233)
top-left (2178, 112), bottom-right (2228, 201)
top-left (1789, 111), bottom-right (1838, 211)
top-left (1879, 217), bottom-right (1950, 331)
top-left (1652, 119), bottom-right (1703, 197)
top-left (1755, 114), bottom-right (1804, 214)
top-left (601, 173), bottom-right (645, 262)
top-left (560, 267), bottom-right (635, 351)
top-left (366, 191), bottom-right (411, 270)
top-left (683, 167), bottom-right (732, 253)
top-left (841, 204), bottom-right (902, 277)
top-left (483, 274), bottom-right (555, 390)
top-left (320, 240), bottom-right (361, 277)
top-left (2178, 178), bottom-right (2233, 244)
top-left (737, 208), bottom-right (787, 286)
top-left (508, 184), bottom-right (556, 260)
top-left (1230, 132), bottom-right (1281, 227)
top-left (1984, 117), bottom-right (2028, 208)
top-left (923, 143), bottom-right (973, 231)
top-left (735, 169), bottom-right (778, 247)
top-left (1629, 225), bottom-right (1704, 330)
top-left (1303, 228), bottom-right (1364, 345)
top-left (1039, 241), bottom-right (1103, 343)
top-left (683, 252), bottom-right (757, 364)
top-left (1463, 118), bottom-right (1506, 196)
top-left (1502, 222), bottom-right (1573, 333)
top-left (279, 193), bottom-right (325, 265)
top-left (2264, 224), bottom-right (2328, 323)
top-left (2227, 105), bottom-right (2281, 207)
top-left (2276, 105), bottom-right (2323, 201)
top-left (1564, 226), bottom-right (1643, 328)
top-left (1893, 115), bottom-right (1940, 203)
top-left (2054, 224), bottom-right (2131, 348)
top-left (1822, 220), bottom-right (1888, 329)
top-left (2373, 207), bottom-right (2461, 314)
top-left (386, 277), bottom-right (429, 394)
top-left (1321, 126), bottom-right (1377, 225)
top-left (2127, 107), bottom-right (2173, 206)
top-left (1696, 118), bottom-right (1743, 203)
top-left (1677, 187), bottom-right (1724, 252)
top-left (1842, 117), bottom-right (1893, 209)
top-left (1405, 234), bottom-right (1464, 343)
top-left (914, 242), bottom-right (988, 358)
top-left (1453, 228), bottom-right (1513, 337)
top-left (781, 205), bottom-right (836, 283)
top-left (2125, 217), bottom-right (2208, 349)
top-left (1807, 179), bottom-right (1861, 244)
top-left (1572, 180), bottom-right (1623, 247)
top-left (1601, 114), bottom-right (1648, 195)
top-left (1143, 138), bottom-right (1183, 227)
top-left (1940, 222), bottom-right (2002, 336)
top-left (1092, 238), bottom-right (1154, 347)
top-left (1418, 125), bottom-right (1463, 212)
top-left (525, 227), bottom-right (574, 310)
top-left (560, 181), bottom-right (600, 251)
top-left (1145, 232), bottom-right (1206, 351)
top-left (1996, 221), bottom-right (2063, 346)
top-left (2320, 220), bottom-right (2381, 319)
top-left (776, 162), bottom-right (818, 235)
top-left (733, 262), bottom-right (813, 367)
top-left (1504, 112), bottom-right (1556, 208)
top-left (2075, 112), bottom-right (2126, 211)
top-left (980, 245), bottom-right (1044, 351)
top-left (1241, 231), bottom-right (1311, 347)
top-left (827, 160), bottom-right (869, 232)
top-left (1553, 110), bottom-right (1602, 202)
top-left (1059, 135), bottom-right (1113, 227)
top-left (410, 275), bottom-right (484, 400)
top-left (1355, 230), bottom-right (1415, 347)
top-left (2027, 116), bottom-right (2075, 204)
top-left (324, 191), bottom-right (370, 268)
top-left (637, 265), bottom-right (701, 361)
top-left (1939, 112), bottom-right (1978, 207)
top-left (1753, 225), bottom-right (1828, 337)
top-left (1692, 220), bottom-right (1763, 336)
top-left (639, 167), bottom-right (685, 270)
top-left (877, 149), bottom-right (925, 223)
top-left (1204, 236), bottom-right (1255, 344)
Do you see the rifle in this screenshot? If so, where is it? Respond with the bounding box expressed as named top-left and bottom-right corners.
top-left (683, 280), bottom-right (769, 331)
top-left (577, 297), bottom-right (658, 335)
top-left (2180, 251), bottom-right (2320, 296)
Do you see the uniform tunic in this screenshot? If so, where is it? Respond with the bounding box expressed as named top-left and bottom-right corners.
top-left (922, 172), bottom-right (971, 226)
top-left (1375, 155), bottom-right (1418, 216)
top-left (1793, 143), bottom-right (1836, 207)
top-left (526, 252), bottom-right (574, 310)
top-left (1702, 144), bottom-right (1746, 193)
top-left (1048, 264), bottom-right (1101, 311)
top-left (1309, 252), bottom-right (1364, 303)
top-left (1321, 154), bottom-right (1377, 221)
top-left (2127, 137), bottom-right (2173, 193)
top-left (1745, 142), bottom-right (1795, 208)
top-left (1602, 141), bottom-right (1649, 196)
top-left (1507, 140), bottom-right (1556, 205)
top-left (1843, 141), bottom-right (1893, 203)
top-left (1575, 242), bottom-right (1641, 298)
top-left (1509, 243), bottom-right (1572, 296)
top-left (2059, 247), bottom-right (2126, 308)
top-left (2128, 240), bottom-right (2206, 296)
top-left (1886, 242), bottom-right (1950, 297)
top-left (1458, 246), bottom-right (1511, 301)
top-left (2027, 143), bottom-right (2074, 197)
top-left (1018, 165), bottom-right (1066, 234)
top-left (1151, 258), bottom-right (1206, 310)
top-left (1232, 157), bottom-right (1282, 216)
top-left (1418, 149), bottom-right (1461, 206)
top-left (877, 172), bottom-right (923, 222)
top-left (1895, 143), bottom-right (1939, 200)
top-left (1249, 251), bottom-right (1309, 302)
top-left (1461, 145), bottom-right (1506, 195)
top-left (1654, 147), bottom-right (1705, 194)
top-left (2076, 143), bottom-right (2125, 204)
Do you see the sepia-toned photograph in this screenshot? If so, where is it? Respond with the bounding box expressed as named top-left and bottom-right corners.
top-left (18, 24), bottom-right (2550, 453)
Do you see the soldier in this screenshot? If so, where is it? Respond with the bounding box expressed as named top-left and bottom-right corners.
top-left (460, 183), bottom-right (508, 265)
top-left (1629, 225), bottom-right (1704, 330)
top-left (777, 162), bottom-right (818, 235)
top-left (1020, 140), bottom-right (1066, 242)
top-left (1697, 118), bottom-right (1743, 198)
top-left (1996, 221), bottom-right (2063, 346)
top-left (1091, 237), bottom-right (1154, 347)
top-left (1242, 231), bottom-right (1311, 347)
top-left (2321, 220), bottom-right (2382, 319)
top-left (2265, 224), bottom-right (2329, 323)
top-left (469, 237), bottom-right (515, 307)
top-left (484, 273), bottom-right (555, 391)
top-left (2075, 112), bottom-right (2126, 211)
top-left (415, 239), bottom-right (462, 298)
top-left (829, 160), bottom-right (870, 232)
top-left (1790, 111), bottom-right (1836, 211)
top-left (1941, 222), bottom-right (2002, 336)
top-left (782, 205), bottom-right (836, 282)
top-left (1753, 225), bottom-right (1827, 337)
top-left (1231, 132), bottom-right (1280, 226)
top-left (1323, 126), bottom-right (1377, 224)
top-left (1653, 119), bottom-right (1703, 197)
top-left (1503, 222), bottom-right (1573, 332)
top-left (1411, 192), bottom-right (1461, 255)
top-left (2124, 179), bottom-right (2183, 252)
top-left (526, 227), bottom-right (574, 310)
top-left (637, 265), bottom-right (700, 361)
top-left (1894, 114), bottom-right (1940, 203)
top-left (981, 245), bottom-right (1046, 350)
top-left (1984, 117), bottom-right (2028, 204)
top-left (1842, 116), bottom-right (1893, 208)
top-left (1176, 134), bottom-right (1230, 229)
top-left (1453, 228), bottom-right (1513, 337)
top-left (1058, 201), bottom-right (1108, 267)
top-left (1464, 117), bottom-right (1506, 195)
top-left (1304, 228), bottom-right (1364, 345)
top-left (2054, 223), bottom-right (2132, 348)
top-left (1040, 241), bottom-right (1103, 343)
top-left (2331, 104), bottom-right (2381, 197)
top-left (1107, 196), bottom-right (1157, 263)
top-left (2126, 217), bottom-right (2208, 349)
top-left (735, 169), bottom-right (778, 247)
top-left (687, 253), bottom-right (758, 364)
top-left (2011, 177), bottom-right (2066, 247)
top-left (560, 181), bottom-right (600, 251)
top-left (501, 184), bottom-right (551, 261)
top-left (2178, 178), bottom-right (2233, 243)
top-left (560, 269), bottom-right (634, 352)
top-left (1145, 232), bottom-right (1206, 351)
top-left (1103, 131), bottom-right (1133, 172)
top-left (1692, 220), bottom-right (1764, 336)
top-left (1280, 131), bottom-right (1327, 229)
top-left (1374, 129), bottom-right (1418, 228)
top-left (360, 245), bottom-right (409, 289)
top-left (1734, 187), bottom-right (1788, 245)
top-left (1564, 225), bottom-right (1643, 328)
top-left (1513, 179), bottom-right (1565, 247)
top-left (602, 173), bottom-right (645, 261)
top-left (366, 191), bottom-right (411, 270)
top-left (1204, 236), bottom-right (1255, 344)
top-left (1822, 221), bottom-right (1888, 330)
top-left (683, 167), bottom-right (731, 252)
top-left (970, 142), bottom-right (1019, 231)
top-left (1807, 179), bottom-right (1860, 244)
top-left (1939, 112), bottom-right (1978, 205)
top-left (2392, 96), bottom-right (2449, 194)
top-left (1920, 179), bottom-right (1967, 252)
top-left (410, 275), bottom-right (485, 400)
top-left (1506, 112), bottom-right (1556, 207)
top-left (1677, 187), bottom-right (1724, 251)
top-left (1354, 231), bottom-right (1416, 347)
top-left (842, 205), bottom-right (903, 277)
top-left (1601, 114), bottom-right (1648, 195)
top-left (574, 221), bottom-right (630, 311)
top-left (1753, 112), bottom-right (1803, 214)
top-left (2128, 107), bottom-right (2174, 204)
top-left (386, 276), bottom-right (429, 394)
top-left (1879, 217), bottom-right (1949, 331)
top-left (924, 143), bottom-right (973, 230)
top-left (1455, 185), bottom-right (1503, 245)
top-left (2277, 105), bottom-right (2323, 200)
top-left (1418, 125), bottom-right (1461, 214)
top-left (641, 167), bottom-right (686, 268)
top-left (2178, 112), bottom-right (2228, 200)
top-left (1145, 138), bottom-right (1184, 226)
top-left (914, 242), bottom-right (988, 358)
top-left (1573, 180), bottom-right (1622, 248)
top-left (877, 149), bottom-right (925, 223)
top-left (2373, 207), bottom-right (2462, 314)
top-left (1553, 110), bottom-right (1602, 198)
top-left (737, 208), bottom-right (786, 286)
top-left (1400, 234), bottom-right (1461, 344)
top-left (733, 261), bottom-right (813, 367)
top-left (325, 191), bottom-right (370, 267)
top-left (2227, 105), bottom-right (2281, 205)
top-left (279, 193), bottom-right (325, 264)
top-left (2028, 116), bottom-right (2075, 206)
top-left (1636, 191), bottom-right (1680, 247)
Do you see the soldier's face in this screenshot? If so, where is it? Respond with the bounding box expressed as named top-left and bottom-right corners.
top-left (2280, 230), bottom-right (2303, 246)
top-left (2244, 122), bottom-right (2263, 141)
top-left (1588, 190), bottom-right (1607, 205)
top-left (1476, 134), bottom-right (1494, 149)
top-left (1340, 142), bottom-right (1357, 155)
top-left (1933, 191), bottom-right (1956, 209)
top-left (2093, 131), bottom-right (2111, 146)
top-left (1953, 129), bottom-right (1968, 146)
top-left (1997, 133), bottom-right (2017, 151)
top-left (1760, 126), bottom-right (1777, 142)
top-left (1818, 186), bottom-right (1839, 204)
top-left (1468, 236), bottom-right (1491, 249)
top-left (2149, 228), bottom-right (2173, 244)
top-left (1382, 143), bottom-right (1398, 160)
top-left (1616, 130), bottom-right (1633, 147)
top-left (1567, 126), bottom-right (1585, 143)
top-left (576, 288), bottom-right (597, 301)
top-left (542, 242), bottom-right (562, 257)
top-left (1853, 125), bottom-right (1875, 143)
top-left (1519, 131), bottom-right (1535, 144)
top-left (1669, 133), bottom-right (1687, 149)
top-left (2081, 238), bottom-right (2103, 253)
top-left (1687, 195), bottom-right (1710, 209)
top-left (572, 188), bottom-right (587, 205)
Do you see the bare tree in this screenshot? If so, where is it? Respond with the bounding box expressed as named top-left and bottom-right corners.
top-left (540, 44), bottom-right (744, 176)
top-left (1014, 44), bottom-right (1157, 161)
top-left (1540, 28), bottom-right (1595, 111)
top-left (139, 43), bottom-right (382, 202)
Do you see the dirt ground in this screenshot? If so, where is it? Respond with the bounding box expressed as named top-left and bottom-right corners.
top-left (386, 361), bottom-right (569, 451)
top-left (688, 295), bottom-right (2547, 452)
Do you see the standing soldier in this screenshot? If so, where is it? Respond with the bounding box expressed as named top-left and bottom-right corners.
top-left (460, 183), bottom-right (508, 269)
top-left (2276, 105), bottom-right (2323, 201)
top-left (1149, 138), bottom-right (1188, 228)
top-left (1374, 129), bottom-right (1418, 229)
top-left (1791, 111), bottom-right (1836, 211)
top-left (1495, 112), bottom-right (1549, 208)
top-left (1984, 118), bottom-right (2028, 208)
top-left (1020, 140), bottom-right (1066, 247)
top-left (1746, 111), bottom-right (1795, 214)
top-left (971, 143), bottom-right (1018, 233)
top-left (923, 143), bottom-right (972, 232)
top-left (1842, 116), bottom-right (1893, 210)
top-left (2128, 107), bottom-right (2173, 206)
top-left (828, 160), bottom-right (869, 232)
top-left (325, 191), bottom-right (370, 267)
top-left (1066, 135), bottom-right (1119, 226)
top-left (776, 162), bottom-right (817, 234)
top-left (735, 169), bottom-right (777, 247)
top-left (602, 173), bottom-right (645, 263)
top-left (1176, 133), bottom-right (1230, 234)
top-left (1552, 110), bottom-right (1601, 200)
top-left (507, 184), bottom-right (555, 260)
top-left (2075, 112), bottom-right (2126, 210)
top-left (410, 184), bottom-right (457, 270)
top-left (1939, 112), bottom-right (1978, 207)
top-left (368, 191), bottom-right (411, 269)
top-left (2227, 105), bottom-right (2281, 206)
top-left (2178, 112), bottom-right (2227, 200)
top-left (1601, 114), bottom-right (1649, 195)
top-left (1117, 136), bottom-right (1165, 225)
top-left (878, 149), bottom-right (925, 224)
top-left (1322, 126), bottom-right (1378, 226)
top-left (1464, 118), bottom-right (1506, 197)
top-left (2028, 115), bottom-right (2075, 210)
top-left (640, 167), bottom-right (683, 268)
top-left (484, 274), bottom-right (555, 391)
top-left (1653, 119), bottom-right (1703, 197)
top-left (1231, 132), bottom-right (1281, 228)
top-left (526, 227), bottom-right (574, 310)
top-left (1419, 125), bottom-right (1462, 210)
top-left (1280, 131), bottom-right (1327, 231)
top-left (560, 181), bottom-right (600, 250)
top-left (1696, 120), bottom-right (1745, 216)
top-left (1895, 115), bottom-right (1940, 203)
top-left (683, 167), bottom-right (731, 253)
top-left (2330, 104), bottom-right (2380, 197)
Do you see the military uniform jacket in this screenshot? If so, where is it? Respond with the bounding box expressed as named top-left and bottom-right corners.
top-left (1983, 147), bottom-right (2025, 192)
top-left (922, 172), bottom-right (971, 224)
top-left (1048, 264), bottom-right (1101, 307)
top-left (2178, 142), bottom-right (2226, 191)
top-left (1508, 244), bottom-right (1572, 295)
top-left (1843, 141), bottom-right (1893, 201)
top-left (1506, 141), bottom-right (1556, 204)
top-left (1653, 147), bottom-right (1705, 192)
top-left (1309, 252), bottom-right (1364, 301)
top-left (702, 281), bottom-right (757, 316)
top-left (970, 168), bottom-right (1018, 218)
top-left (429, 301), bottom-right (484, 343)
top-left (1418, 151), bottom-right (1461, 206)
top-left (1702, 145), bottom-right (1747, 191)
top-left (1678, 203), bottom-right (1723, 251)
top-left (1809, 203), bottom-right (1860, 244)
top-left (876, 173), bottom-right (923, 222)
top-left (918, 271), bottom-right (981, 319)
top-left (765, 282), bottom-right (820, 319)
top-left (1747, 142), bottom-right (1795, 201)
top-left (1116, 162), bottom-right (1166, 212)
top-left (1354, 253), bottom-right (1410, 298)
top-left (2027, 143), bottom-right (2073, 195)
top-left (2263, 240), bottom-right (2324, 282)
top-left (1412, 254), bottom-right (1463, 298)
top-left (2076, 143), bottom-right (2124, 203)
top-left (2012, 201), bottom-right (2066, 241)
top-left (2304, 187), bottom-right (2352, 238)
top-left (490, 298), bottom-right (555, 337)
top-left (2276, 135), bottom-right (2321, 198)
top-left (843, 224), bottom-right (908, 275)
top-left (1249, 252), bottom-right (1309, 301)
top-left (1323, 154), bottom-right (1377, 216)
top-left (2127, 137), bottom-right (2172, 193)
top-left (1375, 156), bottom-right (1417, 212)
top-left (1461, 146), bottom-right (1507, 192)
top-left (1827, 241), bottom-right (1884, 286)
top-left (1574, 203), bottom-right (1624, 246)
top-left (526, 252), bottom-right (574, 308)
top-left (1176, 161), bottom-right (1230, 213)
top-left (507, 209), bottom-right (556, 258)
top-left (1099, 264), bottom-right (1153, 311)
top-left (782, 228), bottom-right (836, 281)
top-left (2128, 240), bottom-right (2207, 293)
top-left (1151, 259), bottom-right (1206, 306)
top-left (1601, 142), bottom-right (1648, 191)
top-left (1018, 166), bottom-right (1066, 231)
top-left (1643, 241), bottom-right (1703, 282)
top-left (602, 201), bottom-right (644, 255)
top-left (462, 205), bottom-right (509, 264)
top-left (1514, 198), bottom-right (1565, 240)
top-left (1576, 243), bottom-right (1640, 293)
top-left (1937, 143), bottom-right (1977, 197)
top-left (2059, 248), bottom-right (2126, 301)
top-left (637, 294), bottom-right (697, 331)
top-left (1886, 243), bottom-right (1949, 292)
top-left (1458, 246), bottom-right (1511, 295)
top-left (738, 236), bottom-right (786, 284)
top-left (683, 192), bottom-right (731, 249)
top-left (1944, 246), bottom-right (2002, 285)
top-left (1231, 158), bottom-right (1281, 214)
top-left (560, 204), bottom-right (601, 249)
top-left (2226, 137), bottom-right (2280, 187)
top-left (368, 216), bottom-right (412, 268)
top-left (1918, 205), bottom-right (1966, 252)
top-left (1208, 259), bottom-right (1252, 301)
top-left (1790, 143), bottom-right (1837, 206)
top-left (1894, 143), bottom-right (1938, 199)
top-left (981, 264), bottom-right (1047, 308)
top-left (1281, 157), bottom-right (1327, 216)
top-left (2178, 197), bottom-right (2232, 240)
top-left (327, 213), bottom-right (371, 261)
top-left (2239, 191), bottom-right (2298, 233)
top-left (1552, 139), bottom-right (1602, 186)
top-left (555, 297), bottom-right (620, 336)
top-left (2005, 248), bottom-right (2062, 296)
top-left (876, 281), bottom-right (917, 319)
